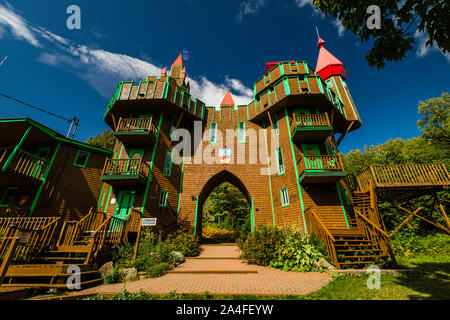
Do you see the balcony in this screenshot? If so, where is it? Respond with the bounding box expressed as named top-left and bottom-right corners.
top-left (114, 117), bottom-right (158, 145)
top-left (298, 154), bottom-right (346, 184)
top-left (101, 158), bottom-right (150, 186)
top-left (291, 113), bottom-right (333, 142)
top-left (0, 147), bottom-right (49, 186)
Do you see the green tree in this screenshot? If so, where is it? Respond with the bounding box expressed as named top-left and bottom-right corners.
top-left (86, 130), bottom-right (115, 151)
top-left (312, 0), bottom-right (450, 69)
top-left (204, 182), bottom-right (250, 234)
top-left (418, 92), bottom-right (450, 148)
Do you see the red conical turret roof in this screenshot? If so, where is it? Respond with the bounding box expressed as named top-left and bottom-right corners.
top-left (220, 90), bottom-right (235, 106)
top-left (172, 53), bottom-right (183, 67)
top-left (161, 66), bottom-right (167, 76)
top-left (315, 38), bottom-right (347, 80)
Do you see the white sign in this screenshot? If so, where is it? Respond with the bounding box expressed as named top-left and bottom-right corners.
top-left (141, 218), bottom-right (157, 226)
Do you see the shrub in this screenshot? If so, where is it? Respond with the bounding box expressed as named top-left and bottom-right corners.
top-left (202, 227), bottom-right (239, 242)
top-left (238, 226), bottom-right (285, 265)
top-left (104, 266), bottom-right (120, 284)
top-left (269, 231), bottom-right (326, 272)
top-left (166, 232), bottom-right (200, 257)
top-left (391, 232), bottom-right (450, 257)
top-left (111, 240), bottom-right (134, 268)
top-left (170, 251), bottom-right (185, 264)
top-left (147, 263), bottom-right (170, 278)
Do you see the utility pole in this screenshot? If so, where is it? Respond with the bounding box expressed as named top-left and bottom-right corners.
top-left (66, 116), bottom-right (80, 139)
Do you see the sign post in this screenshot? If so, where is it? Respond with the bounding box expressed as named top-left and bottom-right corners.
top-left (133, 218), bottom-right (157, 259)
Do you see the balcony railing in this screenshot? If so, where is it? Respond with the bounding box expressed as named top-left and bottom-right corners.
top-left (0, 147), bottom-right (49, 181)
top-left (298, 154), bottom-right (345, 173)
top-left (101, 158), bottom-right (150, 180)
top-left (116, 117), bottom-right (158, 136)
top-left (293, 113), bottom-right (331, 128)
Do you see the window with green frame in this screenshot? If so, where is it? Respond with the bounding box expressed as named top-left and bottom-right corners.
top-left (276, 147), bottom-right (285, 175)
top-left (210, 123), bottom-right (217, 144)
top-left (0, 187), bottom-right (18, 207)
top-left (280, 188), bottom-right (289, 207)
top-left (238, 121), bottom-right (246, 143)
top-left (163, 149), bottom-right (173, 177)
top-left (159, 189), bottom-right (169, 207)
top-left (74, 150), bottom-right (90, 168)
top-left (272, 114), bottom-right (279, 136)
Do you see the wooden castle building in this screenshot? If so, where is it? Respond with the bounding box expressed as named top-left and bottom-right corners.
top-left (0, 118), bottom-right (111, 220)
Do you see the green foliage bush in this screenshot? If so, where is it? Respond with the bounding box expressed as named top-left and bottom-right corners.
top-left (391, 232), bottom-right (450, 257)
top-left (238, 226), bottom-right (285, 265)
top-left (147, 263), bottom-right (170, 278)
top-left (269, 230), bottom-right (325, 272)
top-left (165, 232), bottom-right (199, 257)
top-left (104, 266), bottom-right (120, 284)
top-left (111, 240), bottom-right (134, 268)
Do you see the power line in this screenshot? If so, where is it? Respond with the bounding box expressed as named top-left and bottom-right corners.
top-left (0, 56), bottom-right (7, 67)
top-left (0, 92), bottom-right (72, 122)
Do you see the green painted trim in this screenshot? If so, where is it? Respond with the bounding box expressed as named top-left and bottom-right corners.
top-left (103, 186), bottom-right (112, 214)
top-left (247, 104), bottom-right (250, 121)
top-left (98, 183), bottom-right (106, 211)
top-left (73, 150), bottom-right (90, 168)
top-left (280, 188), bottom-right (289, 207)
top-left (176, 124), bottom-right (189, 222)
top-left (284, 108), bottom-right (307, 233)
top-left (283, 78), bottom-right (291, 96)
top-left (141, 111), bottom-right (164, 214)
top-left (194, 197), bottom-right (199, 235)
top-left (298, 171), bottom-right (347, 183)
top-left (2, 125), bottom-right (32, 172)
top-left (336, 182), bottom-right (350, 229)
top-left (316, 76), bottom-right (324, 94)
top-left (163, 81), bottom-right (169, 99)
top-left (0, 187), bottom-right (18, 207)
top-left (292, 127), bottom-right (333, 134)
top-left (263, 121), bottom-right (276, 226)
top-left (272, 113), bottom-right (279, 137)
top-left (251, 197), bottom-right (255, 232)
top-left (29, 142), bottom-right (61, 216)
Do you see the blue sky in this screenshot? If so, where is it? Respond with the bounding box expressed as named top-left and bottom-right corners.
top-left (0, 0), bottom-right (449, 153)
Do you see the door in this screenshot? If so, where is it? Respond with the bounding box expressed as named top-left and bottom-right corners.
top-left (112, 190), bottom-right (135, 231)
top-left (127, 149), bottom-right (144, 174)
top-left (301, 143), bottom-right (323, 171)
top-left (294, 108), bottom-right (311, 126)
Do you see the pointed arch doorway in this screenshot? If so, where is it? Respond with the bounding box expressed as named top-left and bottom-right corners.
top-left (194, 170), bottom-right (255, 237)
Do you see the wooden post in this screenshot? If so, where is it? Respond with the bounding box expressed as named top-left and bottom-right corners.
top-left (389, 207), bottom-right (422, 238)
top-left (133, 221), bottom-right (143, 260)
top-left (439, 204), bottom-right (450, 230)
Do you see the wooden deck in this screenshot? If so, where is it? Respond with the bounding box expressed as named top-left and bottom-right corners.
top-left (356, 163), bottom-right (450, 202)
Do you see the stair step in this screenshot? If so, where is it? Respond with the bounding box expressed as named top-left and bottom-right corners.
top-left (338, 261), bottom-right (377, 266)
top-left (336, 249), bottom-right (383, 253)
top-left (4, 270), bottom-right (99, 278)
top-left (338, 255), bottom-right (384, 259)
top-left (1, 278), bottom-right (103, 289)
top-left (40, 257), bottom-right (87, 261)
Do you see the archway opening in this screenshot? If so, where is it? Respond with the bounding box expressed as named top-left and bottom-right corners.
top-left (195, 170), bottom-right (253, 242)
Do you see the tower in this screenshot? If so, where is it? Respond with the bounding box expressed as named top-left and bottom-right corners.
top-left (315, 37), bottom-right (361, 125)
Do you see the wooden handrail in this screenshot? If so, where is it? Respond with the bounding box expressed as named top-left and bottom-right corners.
top-left (354, 209), bottom-right (389, 238)
top-left (308, 209), bottom-right (336, 242)
top-left (298, 154), bottom-right (345, 173)
top-left (116, 117), bottom-right (156, 134)
top-left (0, 237), bottom-right (18, 285)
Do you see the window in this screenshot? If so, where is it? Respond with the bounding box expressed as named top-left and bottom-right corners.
top-left (159, 190), bottom-right (169, 207)
top-left (272, 114), bottom-right (279, 136)
top-left (163, 150), bottom-right (173, 177)
top-left (281, 188), bottom-right (289, 207)
top-left (238, 122), bottom-right (246, 143)
top-left (74, 150), bottom-right (90, 168)
top-left (210, 123), bottom-right (217, 144)
top-left (276, 147), bottom-right (285, 175)
top-left (0, 187), bottom-right (18, 207)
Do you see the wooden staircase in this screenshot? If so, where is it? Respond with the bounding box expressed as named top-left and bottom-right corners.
top-left (0, 209), bottom-right (141, 289)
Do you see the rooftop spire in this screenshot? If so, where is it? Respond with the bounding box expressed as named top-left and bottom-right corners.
top-left (315, 36), bottom-right (347, 80)
top-left (161, 66), bottom-right (167, 76)
top-left (220, 90), bottom-right (235, 107)
top-left (172, 53), bottom-right (183, 67)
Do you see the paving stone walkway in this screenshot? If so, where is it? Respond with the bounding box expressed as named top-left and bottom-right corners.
top-left (72, 244), bottom-right (332, 296)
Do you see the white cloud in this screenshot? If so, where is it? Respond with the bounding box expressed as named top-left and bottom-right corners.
top-left (0, 3), bottom-right (41, 47)
top-left (1, 3), bottom-right (254, 106)
top-left (415, 30), bottom-right (450, 62)
top-left (294, 0), bottom-right (311, 8)
top-left (236, 0), bottom-right (266, 22)
top-left (332, 19), bottom-right (345, 37)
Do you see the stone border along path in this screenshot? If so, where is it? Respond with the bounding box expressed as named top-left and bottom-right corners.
top-left (62, 244), bottom-right (333, 297)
